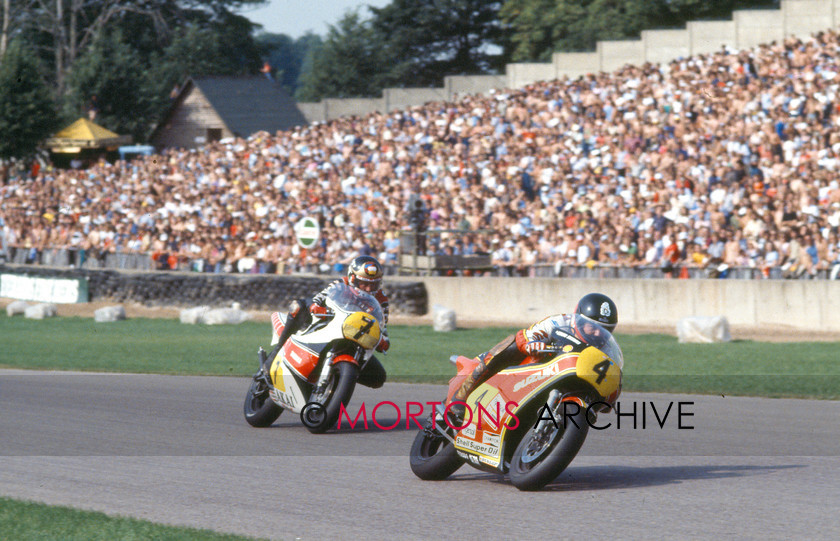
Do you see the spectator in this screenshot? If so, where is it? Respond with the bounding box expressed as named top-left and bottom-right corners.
top-left (4, 32), bottom-right (840, 280)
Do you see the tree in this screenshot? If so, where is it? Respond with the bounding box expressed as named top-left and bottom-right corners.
top-left (61, 28), bottom-right (152, 141)
top-left (500, 0), bottom-right (586, 61)
top-left (371, 0), bottom-right (508, 87)
top-left (19, 1), bottom-right (264, 95)
top-left (0, 37), bottom-right (57, 159)
top-left (295, 11), bottom-right (391, 101)
top-left (54, 4), bottom-right (263, 143)
top-left (256, 31), bottom-right (321, 96)
top-left (1, 0), bottom-right (17, 59)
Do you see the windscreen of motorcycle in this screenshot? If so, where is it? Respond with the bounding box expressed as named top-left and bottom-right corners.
top-left (327, 283), bottom-right (384, 350)
top-left (550, 314), bottom-right (624, 369)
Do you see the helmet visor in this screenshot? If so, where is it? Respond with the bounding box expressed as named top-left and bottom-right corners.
top-left (352, 276), bottom-right (380, 293)
top-left (571, 314), bottom-right (624, 368)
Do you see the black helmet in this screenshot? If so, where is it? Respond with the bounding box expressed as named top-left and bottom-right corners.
top-left (574, 293), bottom-right (618, 333)
top-left (347, 255), bottom-right (383, 293)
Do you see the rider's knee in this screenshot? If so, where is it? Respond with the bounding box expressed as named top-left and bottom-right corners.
top-left (288, 299), bottom-right (303, 317)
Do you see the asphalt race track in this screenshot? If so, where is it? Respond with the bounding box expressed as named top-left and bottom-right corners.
top-left (1, 370), bottom-right (838, 540)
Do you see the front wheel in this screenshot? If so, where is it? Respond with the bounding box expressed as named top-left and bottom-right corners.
top-left (409, 422), bottom-right (464, 480)
top-left (302, 361), bottom-right (359, 434)
top-left (509, 404), bottom-right (589, 491)
top-left (243, 378), bottom-right (283, 427)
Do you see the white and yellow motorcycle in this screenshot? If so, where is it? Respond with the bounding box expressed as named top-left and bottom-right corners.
top-left (243, 282), bottom-right (385, 433)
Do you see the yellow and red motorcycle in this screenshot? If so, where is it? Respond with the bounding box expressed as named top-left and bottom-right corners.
top-left (409, 314), bottom-right (624, 491)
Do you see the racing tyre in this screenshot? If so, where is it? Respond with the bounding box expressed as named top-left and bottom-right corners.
top-left (302, 362), bottom-right (359, 434)
top-left (243, 378), bottom-right (283, 427)
top-left (409, 422), bottom-right (464, 480)
top-left (509, 404), bottom-right (589, 491)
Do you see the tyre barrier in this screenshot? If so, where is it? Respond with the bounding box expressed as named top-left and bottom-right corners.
top-left (0, 264), bottom-right (428, 315)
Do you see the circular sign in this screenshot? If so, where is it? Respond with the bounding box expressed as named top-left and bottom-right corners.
top-left (294, 217), bottom-right (320, 248)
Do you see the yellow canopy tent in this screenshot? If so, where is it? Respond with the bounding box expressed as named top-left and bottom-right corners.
top-left (44, 118), bottom-right (132, 154)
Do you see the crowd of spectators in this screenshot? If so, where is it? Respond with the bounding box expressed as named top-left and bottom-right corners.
top-left (3, 30), bottom-right (840, 279)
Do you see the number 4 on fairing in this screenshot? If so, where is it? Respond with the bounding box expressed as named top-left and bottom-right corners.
top-left (409, 313), bottom-right (625, 491)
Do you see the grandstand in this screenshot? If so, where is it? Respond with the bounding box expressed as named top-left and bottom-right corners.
top-left (2, 3), bottom-right (840, 282)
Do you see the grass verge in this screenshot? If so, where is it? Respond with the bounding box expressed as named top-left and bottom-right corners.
top-left (1, 314), bottom-right (838, 399)
top-left (0, 497), bottom-right (263, 541)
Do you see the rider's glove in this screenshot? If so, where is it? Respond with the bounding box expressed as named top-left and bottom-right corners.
top-left (376, 335), bottom-right (390, 353)
top-left (309, 304), bottom-right (329, 317)
top-left (524, 340), bottom-right (547, 355)
top-left (530, 330), bottom-right (548, 341)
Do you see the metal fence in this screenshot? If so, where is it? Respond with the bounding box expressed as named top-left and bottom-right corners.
top-left (1, 245), bottom-right (838, 280)
top-left (2, 247), bottom-right (153, 271)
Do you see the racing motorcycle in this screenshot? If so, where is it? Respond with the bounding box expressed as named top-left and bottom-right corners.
top-left (243, 281), bottom-right (385, 434)
top-left (409, 313), bottom-right (624, 491)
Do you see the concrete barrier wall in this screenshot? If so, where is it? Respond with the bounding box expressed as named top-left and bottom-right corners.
top-left (598, 40), bottom-right (645, 73)
top-left (384, 88), bottom-right (448, 111)
top-left (297, 102), bottom-right (327, 123)
top-left (643, 29), bottom-right (690, 64)
top-left (735, 9), bottom-right (785, 49)
top-left (403, 276), bottom-right (840, 331)
top-left (785, 0), bottom-right (835, 37)
top-left (506, 62), bottom-right (556, 89)
top-left (296, 1), bottom-right (840, 124)
top-left (324, 98), bottom-right (384, 119)
top-left (445, 75), bottom-right (506, 96)
top-left (554, 52), bottom-right (599, 78)
top-left (687, 21), bottom-right (737, 55)
top-left (4, 264), bottom-right (838, 332)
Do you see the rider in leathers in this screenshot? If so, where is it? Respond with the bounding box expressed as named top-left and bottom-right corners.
top-left (446, 293), bottom-right (618, 420)
top-left (272, 255), bottom-right (390, 388)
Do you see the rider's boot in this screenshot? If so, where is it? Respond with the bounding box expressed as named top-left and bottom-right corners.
top-left (445, 360), bottom-right (489, 426)
top-left (274, 299), bottom-right (308, 351)
top-left (444, 336), bottom-right (523, 426)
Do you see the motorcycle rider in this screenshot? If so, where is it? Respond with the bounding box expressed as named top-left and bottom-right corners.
top-left (446, 293), bottom-right (618, 421)
top-left (270, 255), bottom-right (390, 387)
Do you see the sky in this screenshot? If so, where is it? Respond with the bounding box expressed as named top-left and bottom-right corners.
top-left (237, 0), bottom-right (392, 38)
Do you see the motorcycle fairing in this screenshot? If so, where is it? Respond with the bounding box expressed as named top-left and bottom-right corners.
top-left (268, 359), bottom-right (309, 412)
top-left (266, 339), bottom-right (322, 411)
top-left (573, 346), bottom-right (622, 405)
top-left (341, 311), bottom-right (382, 350)
top-left (270, 311), bottom-right (285, 340)
top-left (453, 347), bottom-right (621, 470)
top-left (282, 337), bottom-right (323, 380)
top-left (453, 354), bottom-right (578, 468)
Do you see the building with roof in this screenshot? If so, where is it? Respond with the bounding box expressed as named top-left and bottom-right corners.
top-left (43, 118), bottom-right (133, 168)
top-left (150, 76), bottom-right (308, 149)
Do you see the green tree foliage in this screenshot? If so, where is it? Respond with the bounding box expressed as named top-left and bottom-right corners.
top-left (371, 0), bottom-right (508, 87)
top-left (61, 29), bottom-right (154, 142)
top-left (151, 22), bottom-right (260, 86)
top-left (256, 32), bottom-right (322, 96)
top-left (501, 0), bottom-right (778, 61)
top-left (2, 0), bottom-right (264, 157)
top-left (294, 11), bottom-right (392, 101)
top-left (0, 38), bottom-right (57, 160)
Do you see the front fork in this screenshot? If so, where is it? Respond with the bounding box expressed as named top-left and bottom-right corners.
top-left (533, 390), bottom-right (598, 434)
top-left (533, 389), bottom-right (561, 434)
top-left (312, 348), bottom-right (364, 395)
top-left (314, 356), bottom-right (335, 393)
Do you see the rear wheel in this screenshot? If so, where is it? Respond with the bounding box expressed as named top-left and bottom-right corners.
top-left (409, 421), bottom-right (464, 480)
top-left (302, 362), bottom-right (359, 434)
top-left (243, 377), bottom-right (283, 427)
top-left (509, 404), bottom-right (589, 491)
